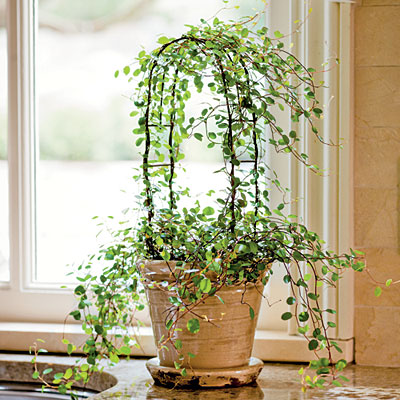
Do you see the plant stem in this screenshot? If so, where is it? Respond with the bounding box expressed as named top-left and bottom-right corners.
top-left (143, 61), bottom-right (157, 255)
top-left (219, 65), bottom-right (236, 234)
top-left (168, 69), bottom-right (179, 210)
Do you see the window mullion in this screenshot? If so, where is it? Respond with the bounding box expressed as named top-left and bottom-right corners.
top-left (7, 0), bottom-right (36, 292)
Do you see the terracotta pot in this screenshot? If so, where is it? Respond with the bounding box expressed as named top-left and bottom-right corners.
top-left (140, 260), bottom-right (265, 369)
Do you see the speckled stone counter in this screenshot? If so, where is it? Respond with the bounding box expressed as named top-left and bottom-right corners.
top-left (1, 354), bottom-right (399, 399)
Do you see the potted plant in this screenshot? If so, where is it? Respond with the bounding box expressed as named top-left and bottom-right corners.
top-left (33, 9), bottom-right (366, 396)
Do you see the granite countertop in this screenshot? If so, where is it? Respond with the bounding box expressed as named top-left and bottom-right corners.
top-left (0, 354), bottom-right (399, 399)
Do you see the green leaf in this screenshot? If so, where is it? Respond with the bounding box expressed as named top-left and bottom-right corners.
top-left (299, 311), bottom-right (309, 322)
top-left (54, 372), bottom-right (64, 380)
top-left (174, 361), bottom-right (181, 370)
top-left (69, 310), bottom-right (81, 321)
top-left (158, 36), bottom-right (170, 45)
top-left (194, 133), bottom-right (203, 141)
top-left (187, 318), bottom-right (200, 334)
top-left (274, 30), bottom-right (283, 38)
top-left (293, 251), bottom-right (304, 261)
top-left (286, 296), bottom-right (296, 305)
top-left (174, 339), bottom-right (182, 350)
top-left (110, 353), bottom-right (120, 364)
top-left (313, 328), bottom-right (321, 338)
top-left (316, 367), bottom-right (330, 375)
top-left (336, 359), bottom-right (347, 370)
top-left (74, 285), bottom-right (85, 296)
top-left (249, 242), bottom-right (258, 253)
top-left (249, 306), bottom-right (255, 320)
top-left (338, 375), bottom-right (350, 382)
top-left (308, 339), bottom-right (319, 351)
top-left (308, 293), bottom-right (319, 301)
top-left (298, 325), bottom-right (309, 334)
top-left (374, 286), bottom-right (382, 297)
top-left (320, 358), bottom-right (330, 367)
top-left (37, 348), bottom-right (48, 354)
top-left (114, 70), bottom-right (119, 78)
top-left (199, 278), bottom-right (212, 293)
top-left (123, 66), bottom-right (130, 75)
top-left (161, 250), bottom-right (170, 261)
top-left (281, 312), bottom-right (292, 321)
top-left (80, 364), bottom-right (89, 372)
top-left (283, 275), bottom-right (291, 284)
top-left (203, 206), bottom-right (214, 216)
top-left (94, 325), bottom-right (103, 334)
top-left (67, 343), bottom-right (75, 355)
top-left (119, 346), bottom-right (131, 355)
top-left (216, 295), bottom-right (225, 304)
top-left (386, 279), bottom-right (392, 287)
top-left (63, 368), bottom-right (73, 380)
top-left (42, 368), bottom-right (53, 375)
top-left (32, 371), bottom-right (39, 379)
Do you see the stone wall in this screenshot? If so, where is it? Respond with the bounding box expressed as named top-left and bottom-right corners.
top-left (354, 0), bottom-right (400, 366)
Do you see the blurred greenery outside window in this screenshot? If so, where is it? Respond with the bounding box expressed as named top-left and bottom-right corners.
top-left (37, 0), bottom-right (262, 162)
top-left (34, 0), bottom-right (263, 283)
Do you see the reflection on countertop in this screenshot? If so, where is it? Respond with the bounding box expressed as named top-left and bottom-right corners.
top-left (97, 359), bottom-right (400, 400)
top-left (0, 354), bottom-right (399, 400)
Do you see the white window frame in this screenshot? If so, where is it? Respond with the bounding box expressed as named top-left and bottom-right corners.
top-left (1, 0), bottom-right (76, 323)
top-left (0, 0), bottom-right (355, 362)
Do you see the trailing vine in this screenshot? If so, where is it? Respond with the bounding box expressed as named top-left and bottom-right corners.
top-left (32, 10), bottom-right (372, 396)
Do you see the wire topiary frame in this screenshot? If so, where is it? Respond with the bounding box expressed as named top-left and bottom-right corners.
top-left (135, 16), bottom-right (325, 257)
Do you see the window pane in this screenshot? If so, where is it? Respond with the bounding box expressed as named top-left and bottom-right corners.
top-left (36, 0), bottom-right (262, 283)
top-left (0, 0), bottom-right (9, 282)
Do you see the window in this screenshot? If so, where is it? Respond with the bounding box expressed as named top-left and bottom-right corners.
top-left (33, 0), bottom-right (261, 283)
top-left (0, 0), bottom-right (354, 362)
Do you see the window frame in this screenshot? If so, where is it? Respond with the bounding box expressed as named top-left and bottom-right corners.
top-left (1, 0), bottom-right (355, 362)
top-left (1, 0), bottom-right (75, 323)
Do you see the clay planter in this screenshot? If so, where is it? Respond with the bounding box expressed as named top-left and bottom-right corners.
top-left (140, 260), bottom-right (265, 388)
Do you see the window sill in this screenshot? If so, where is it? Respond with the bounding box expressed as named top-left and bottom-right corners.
top-left (0, 322), bottom-right (353, 363)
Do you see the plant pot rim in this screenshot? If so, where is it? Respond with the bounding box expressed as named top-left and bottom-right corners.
top-left (138, 259), bottom-right (269, 286)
